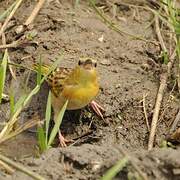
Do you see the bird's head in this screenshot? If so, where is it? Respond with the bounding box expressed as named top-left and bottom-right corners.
top-left (77, 58), bottom-right (98, 82)
top-left (78, 58), bottom-right (97, 70)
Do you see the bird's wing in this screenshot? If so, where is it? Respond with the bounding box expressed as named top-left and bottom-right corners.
top-left (48, 67), bottom-right (72, 97)
top-left (33, 63), bottom-right (79, 97)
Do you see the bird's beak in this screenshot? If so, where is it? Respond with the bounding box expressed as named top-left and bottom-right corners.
top-left (83, 63), bottom-right (93, 70)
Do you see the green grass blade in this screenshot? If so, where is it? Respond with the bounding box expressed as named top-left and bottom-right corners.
top-left (9, 90), bottom-right (15, 117)
top-left (0, 54), bottom-right (64, 143)
top-left (161, 51), bottom-right (168, 64)
top-left (0, 49), bottom-right (8, 103)
top-left (47, 100), bottom-right (68, 147)
top-left (147, 7), bottom-right (172, 30)
top-left (45, 91), bottom-right (51, 146)
top-left (14, 94), bottom-right (27, 113)
top-left (0, 0), bottom-right (17, 21)
top-left (37, 125), bottom-right (47, 152)
top-left (37, 91), bottom-right (52, 152)
top-left (177, 38), bottom-right (180, 57)
top-left (23, 84), bottom-right (41, 106)
top-left (75, 0), bottom-right (80, 7)
top-left (36, 56), bottom-right (42, 85)
top-left (101, 157), bottom-right (129, 180)
top-left (22, 53), bottom-right (60, 106)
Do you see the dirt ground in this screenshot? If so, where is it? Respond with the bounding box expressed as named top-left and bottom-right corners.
top-left (0, 0), bottom-right (180, 180)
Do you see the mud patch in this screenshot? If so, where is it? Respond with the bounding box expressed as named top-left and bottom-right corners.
top-left (1, 145), bottom-right (180, 180)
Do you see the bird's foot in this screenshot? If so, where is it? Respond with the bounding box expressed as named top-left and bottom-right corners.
top-left (58, 131), bottom-right (73, 147)
top-left (90, 100), bottom-right (105, 119)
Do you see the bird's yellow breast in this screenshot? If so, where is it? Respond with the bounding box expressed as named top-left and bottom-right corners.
top-left (62, 82), bottom-right (99, 110)
top-left (49, 64), bottom-right (99, 112)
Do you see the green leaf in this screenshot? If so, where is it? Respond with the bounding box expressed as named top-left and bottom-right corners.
top-left (45, 91), bottom-right (52, 146)
top-left (0, 1), bottom-right (17, 21)
top-left (47, 100), bottom-right (68, 147)
top-left (101, 157), bottom-right (128, 180)
top-left (14, 94), bottom-right (27, 113)
top-left (26, 30), bottom-right (38, 41)
top-left (0, 49), bottom-right (8, 103)
top-left (37, 91), bottom-right (51, 152)
top-left (0, 54), bottom-right (64, 144)
top-left (36, 56), bottom-right (42, 85)
top-left (37, 125), bottom-right (47, 152)
top-left (161, 51), bottom-right (168, 64)
top-left (23, 84), bottom-right (41, 106)
top-left (9, 90), bottom-right (15, 117)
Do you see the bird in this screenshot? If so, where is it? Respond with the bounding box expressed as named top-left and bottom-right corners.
top-left (34, 58), bottom-right (104, 146)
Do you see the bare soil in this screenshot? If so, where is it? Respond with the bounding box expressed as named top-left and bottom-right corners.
top-left (0, 0), bottom-right (180, 180)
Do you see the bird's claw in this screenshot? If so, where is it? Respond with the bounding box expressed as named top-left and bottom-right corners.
top-left (58, 131), bottom-right (73, 147)
top-left (90, 100), bottom-right (105, 119)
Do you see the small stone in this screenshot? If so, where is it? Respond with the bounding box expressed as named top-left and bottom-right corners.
top-left (98, 35), bottom-right (104, 42)
top-left (115, 84), bottom-right (121, 89)
top-left (91, 161), bottom-right (102, 172)
top-left (15, 25), bottom-right (24, 34)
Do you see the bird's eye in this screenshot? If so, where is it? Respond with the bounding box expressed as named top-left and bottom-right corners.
top-left (78, 60), bottom-right (82, 65)
top-left (94, 62), bottom-right (97, 67)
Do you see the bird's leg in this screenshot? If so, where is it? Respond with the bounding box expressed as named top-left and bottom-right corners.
top-left (58, 131), bottom-right (73, 147)
top-left (53, 107), bottom-right (73, 147)
top-left (90, 100), bottom-right (105, 119)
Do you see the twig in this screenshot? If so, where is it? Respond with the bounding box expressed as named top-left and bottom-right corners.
top-left (0, 154), bottom-right (46, 180)
top-left (115, 2), bottom-right (149, 10)
top-left (0, 39), bottom-right (38, 50)
top-left (154, 15), bottom-right (167, 52)
top-left (177, 39), bottom-right (180, 94)
top-left (0, 160), bottom-right (15, 174)
top-left (148, 73), bottom-right (167, 150)
top-left (15, 0), bottom-right (46, 34)
top-left (178, 66), bottom-right (180, 94)
top-left (25, 0), bottom-right (46, 26)
top-left (8, 57), bottom-right (17, 80)
top-left (7, 61), bottom-right (34, 71)
top-left (148, 15), bottom-right (176, 150)
top-left (69, 130), bottom-right (93, 146)
top-left (148, 14), bottom-right (168, 150)
top-left (0, 41), bottom-right (19, 49)
top-left (0, 119), bottom-right (40, 143)
top-left (169, 109), bottom-right (180, 134)
top-left (0, 0), bottom-right (24, 38)
top-left (143, 94), bottom-right (150, 131)
top-left (2, 32), bottom-right (17, 80)
top-left (158, 81), bottom-right (176, 124)
top-left (1, 31), bottom-right (6, 45)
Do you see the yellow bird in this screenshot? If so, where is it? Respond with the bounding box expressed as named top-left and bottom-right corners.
top-left (35, 58), bottom-right (104, 146)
